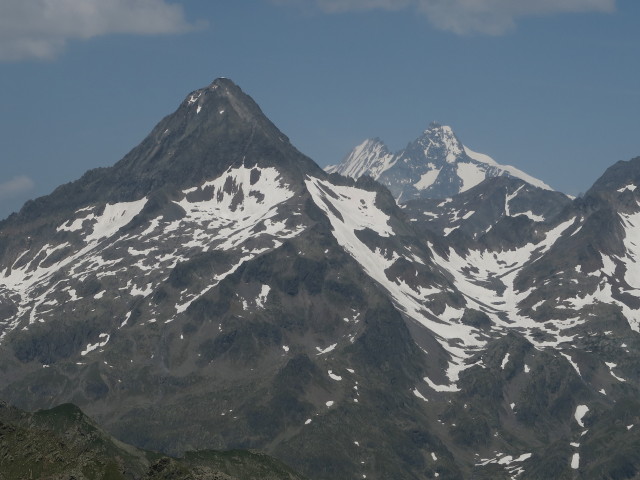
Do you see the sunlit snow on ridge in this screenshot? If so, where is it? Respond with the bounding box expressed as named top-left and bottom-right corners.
top-left (429, 217), bottom-right (580, 348)
top-left (325, 138), bottom-right (395, 180)
top-left (175, 164), bottom-right (301, 251)
top-left (169, 165), bottom-right (305, 315)
top-left (306, 176), bottom-right (482, 385)
top-left (463, 146), bottom-right (552, 191)
top-left (0, 164), bottom-right (306, 346)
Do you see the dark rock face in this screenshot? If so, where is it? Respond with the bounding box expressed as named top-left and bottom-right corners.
top-left (0, 78), bottom-right (639, 480)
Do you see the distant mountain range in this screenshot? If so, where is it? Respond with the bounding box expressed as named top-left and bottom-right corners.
top-left (1, 78), bottom-right (639, 480)
top-left (326, 123), bottom-right (552, 201)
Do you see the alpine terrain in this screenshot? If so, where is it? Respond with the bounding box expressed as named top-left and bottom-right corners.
top-left (1, 78), bottom-right (639, 480)
top-left (326, 123), bottom-right (552, 202)
top-left (0, 401), bottom-right (307, 479)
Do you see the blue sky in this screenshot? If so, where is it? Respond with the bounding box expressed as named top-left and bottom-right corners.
top-left (1, 0), bottom-right (639, 219)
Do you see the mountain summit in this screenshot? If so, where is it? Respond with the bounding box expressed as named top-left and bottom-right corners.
top-left (326, 123), bottom-right (552, 201)
top-left (7, 78), bottom-right (323, 226)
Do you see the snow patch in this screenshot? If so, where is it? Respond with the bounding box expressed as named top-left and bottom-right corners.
top-left (414, 169), bottom-right (441, 190)
top-left (515, 211), bottom-right (545, 222)
top-left (501, 353), bottom-right (510, 369)
top-left (606, 362), bottom-right (627, 382)
top-left (81, 333), bottom-right (110, 356)
top-left (119, 311), bottom-right (132, 329)
top-left (457, 162), bottom-right (486, 193)
top-left (316, 343), bottom-right (337, 355)
top-left (561, 352), bottom-right (581, 376)
top-left (85, 198), bottom-right (148, 243)
top-left (412, 388), bottom-right (429, 402)
top-left (571, 453), bottom-right (580, 470)
top-left (617, 184), bottom-right (637, 193)
top-left (424, 376), bottom-right (460, 393)
top-left (256, 284), bottom-right (270, 308)
top-left (574, 405), bottom-right (589, 427)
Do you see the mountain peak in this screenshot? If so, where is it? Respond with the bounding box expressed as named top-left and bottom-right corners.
top-left (358, 137), bottom-right (388, 152)
top-left (201, 76), bottom-right (242, 94)
top-left (209, 76), bottom-right (233, 86)
top-left (424, 122), bottom-right (457, 137)
top-left (180, 77), bottom-right (265, 125)
top-left (110, 77), bottom-right (324, 189)
top-left (111, 77), bottom-right (325, 184)
top-left (207, 77), bottom-right (250, 99)
top-left (10, 78), bottom-right (323, 223)
top-left (424, 121), bottom-right (447, 132)
top-left (416, 123), bottom-right (463, 164)
top-left (325, 137), bottom-right (393, 179)
top-left (588, 156), bottom-right (640, 195)
top-left (326, 124), bottom-right (552, 201)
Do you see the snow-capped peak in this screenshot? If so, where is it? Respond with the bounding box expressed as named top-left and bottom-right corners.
top-left (325, 137), bottom-right (394, 180)
top-left (325, 123), bottom-right (552, 201)
top-left (420, 123), bottom-right (464, 164)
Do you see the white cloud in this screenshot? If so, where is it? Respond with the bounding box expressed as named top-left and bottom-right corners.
top-left (418, 0), bottom-right (616, 35)
top-left (0, 0), bottom-right (201, 61)
top-left (0, 176), bottom-right (35, 200)
top-left (273, 0), bottom-right (616, 34)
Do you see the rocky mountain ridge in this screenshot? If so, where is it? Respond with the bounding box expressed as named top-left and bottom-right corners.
top-left (0, 78), bottom-right (639, 479)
